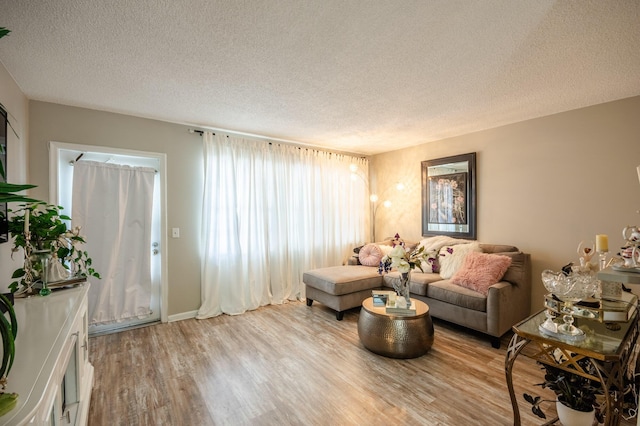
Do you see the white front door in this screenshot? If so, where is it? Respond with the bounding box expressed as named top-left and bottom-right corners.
top-left (49, 141), bottom-right (168, 335)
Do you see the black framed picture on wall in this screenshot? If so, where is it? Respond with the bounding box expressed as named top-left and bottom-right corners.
top-left (421, 152), bottom-right (477, 240)
top-left (0, 106), bottom-right (7, 243)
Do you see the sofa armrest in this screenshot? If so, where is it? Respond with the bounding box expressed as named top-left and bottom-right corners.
top-left (486, 252), bottom-right (531, 337)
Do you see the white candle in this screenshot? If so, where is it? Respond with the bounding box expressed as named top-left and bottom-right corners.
top-left (596, 234), bottom-right (608, 252)
top-left (24, 209), bottom-right (29, 235)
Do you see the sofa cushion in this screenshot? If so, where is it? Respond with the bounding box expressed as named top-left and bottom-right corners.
top-left (358, 243), bottom-right (384, 266)
top-left (303, 266), bottom-right (382, 295)
top-left (495, 251), bottom-right (528, 286)
top-left (438, 242), bottom-right (482, 279)
top-left (450, 251), bottom-right (512, 296)
top-left (426, 279), bottom-right (487, 312)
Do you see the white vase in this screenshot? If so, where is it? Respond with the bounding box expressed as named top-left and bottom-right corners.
top-left (556, 400), bottom-right (595, 426)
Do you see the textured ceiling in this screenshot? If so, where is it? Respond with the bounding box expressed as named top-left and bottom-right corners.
top-left (1, 0), bottom-right (639, 155)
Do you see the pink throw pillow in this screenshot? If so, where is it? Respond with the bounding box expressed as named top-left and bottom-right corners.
top-left (359, 243), bottom-right (384, 266)
top-left (450, 251), bottom-right (512, 296)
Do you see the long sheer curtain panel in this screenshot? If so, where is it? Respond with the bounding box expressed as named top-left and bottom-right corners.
top-left (72, 160), bottom-right (156, 325)
top-left (197, 132), bottom-right (369, 318)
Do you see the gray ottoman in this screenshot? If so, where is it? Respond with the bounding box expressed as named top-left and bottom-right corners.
top-left (303, 265), bottom-right (382, 320)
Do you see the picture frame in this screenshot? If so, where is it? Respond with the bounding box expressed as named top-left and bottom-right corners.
top-left (421, 152), bottom-right (476, 239)
top-left (0, 107), bottom-right (7, 244)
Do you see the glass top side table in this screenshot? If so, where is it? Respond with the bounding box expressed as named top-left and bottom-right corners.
top-left (505, 308), bottom-right (640, 426)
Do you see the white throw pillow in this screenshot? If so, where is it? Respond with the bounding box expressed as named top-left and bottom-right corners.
top-left (438, 242), bottom-right (482, 279)
top-left (420, 250), bottom-right (440, 273)
top-left (418, 235), bottom-right (473, 253)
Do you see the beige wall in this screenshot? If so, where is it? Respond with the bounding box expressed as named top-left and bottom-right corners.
top-left (28, 101), bottom-right (203, 316)
top-left (7, 93), bottom-right (640, 316)
top-left (371, 95), bottom-right (640, 312)
top-left (0, 62), bottom-right (29, 291)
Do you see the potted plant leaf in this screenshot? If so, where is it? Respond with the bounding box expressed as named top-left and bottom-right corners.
top-left (0, 183), bottom-right (38, 204)
top-left (0, 294), bottom-right (17, 415)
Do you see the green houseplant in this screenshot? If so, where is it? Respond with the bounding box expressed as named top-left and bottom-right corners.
top-left (8, 203), bottom-right (101, 294)
top-left (524, 359), bottom-right (604, 424)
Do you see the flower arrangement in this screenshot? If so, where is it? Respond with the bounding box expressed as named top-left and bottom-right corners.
top-left (378, 234), bottom-right (429, 306)
top-left (378, 233), bottom-right (428, 274)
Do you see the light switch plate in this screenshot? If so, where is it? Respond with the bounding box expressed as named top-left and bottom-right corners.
top-left (172, 228), bottom-right (180, 238)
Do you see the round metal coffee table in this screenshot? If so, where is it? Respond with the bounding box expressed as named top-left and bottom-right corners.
top-left (358, 297), bottom-right (434, 359)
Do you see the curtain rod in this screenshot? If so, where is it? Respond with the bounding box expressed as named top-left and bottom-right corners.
top-left (187, 128), bottom-right (368, 159)
top-left (69, 154), bottom-right (158, 173)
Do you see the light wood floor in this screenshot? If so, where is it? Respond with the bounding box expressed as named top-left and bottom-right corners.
top-left (88, 302), bottom-right (638, 425)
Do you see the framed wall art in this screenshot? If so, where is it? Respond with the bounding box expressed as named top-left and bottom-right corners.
top-left (421, 152), bottom-right (476, 239)
top-left (0, 107), bottom-right (7, 243)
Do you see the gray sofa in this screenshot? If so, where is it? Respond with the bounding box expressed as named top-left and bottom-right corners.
top-left (303, 243), bottom-right (531, 348)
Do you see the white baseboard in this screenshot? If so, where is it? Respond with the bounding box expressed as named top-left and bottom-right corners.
top-left (168, 310), bottom-right (198, 322)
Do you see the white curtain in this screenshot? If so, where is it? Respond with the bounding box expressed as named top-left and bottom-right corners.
top-left (197, 132), bottom-right (369, 319)
top-left (72, 160), bottom-right (156, 325)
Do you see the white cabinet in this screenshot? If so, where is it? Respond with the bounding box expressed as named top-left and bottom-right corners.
top-left (0, 284), bottom-right (93, 426)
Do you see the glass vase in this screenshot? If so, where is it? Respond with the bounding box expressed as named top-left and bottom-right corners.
top-left (33, 249), bottom-right (52, 296)
top-left (399, 271), bottom-right (411, 307)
